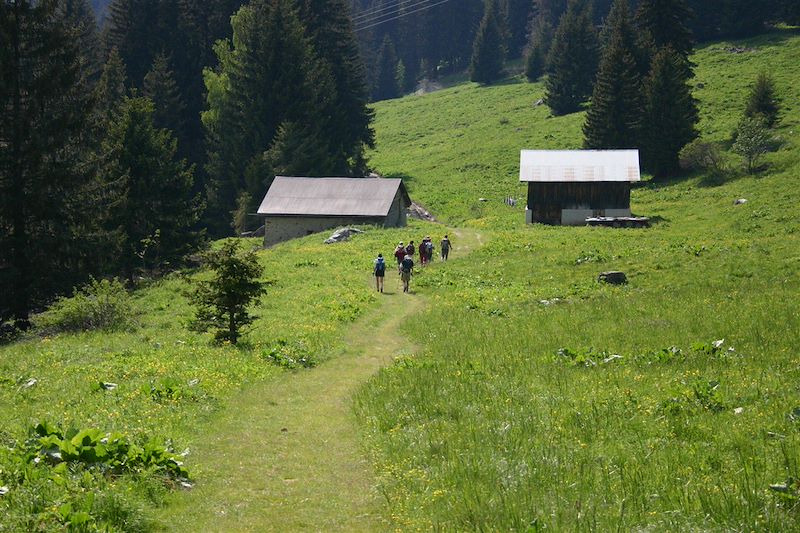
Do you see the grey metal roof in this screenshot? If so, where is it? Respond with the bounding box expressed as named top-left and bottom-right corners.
top-left (519, 149), bottom-right (641, 182)
top-left (257, 176), bottom-right (410, 217)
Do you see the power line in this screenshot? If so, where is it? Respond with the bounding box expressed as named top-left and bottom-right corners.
top-left (351, 0), bottom-right (417, 22)
top-left (352, 0), bottom-right (444, 29)
top-left (354, 0), bottom-right (455, 32)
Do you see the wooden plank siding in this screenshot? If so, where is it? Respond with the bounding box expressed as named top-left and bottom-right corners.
top-left (527, 182), bottom-right (631, 224)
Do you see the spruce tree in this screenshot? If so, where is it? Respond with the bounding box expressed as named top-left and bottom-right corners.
top-left (469, 0), bottom-right (506, 84)
top-left (583, 0), bottom-right (643, 149)
top-left (143, 53), bottom-right (187, 144)
top-left (204, 0), bottom-right (337, 234)
top-left (640, 47), bottom-right (698, 178)
top-left (94, 47), bottom-right (128, 123)
top-left (100, 96), bottom-right (201, 280)
top-left (189, 240), bottom-right (266, 345)
top-left (61, 0), bottom-right (102, 84)
top-left (506, 0), bottom-right (533, 57)
top-left (0, 0), bottom-right (94, 325)
top-left (544, 0), bottom-right (598, 115)
top-left (524, 15), bottom-right (554, 81)
top-left (635, 0), bottom-right (693, 62)
top-left (297, 0), bottom-right (374, 172)
top-left (744, 72), bottom-right (780, 128)
top-left (373, 35), bottom-right (401, 101)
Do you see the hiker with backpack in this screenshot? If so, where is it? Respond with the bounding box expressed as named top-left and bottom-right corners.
top-left (425, 237), bottom-right (434, 264)
top-left (394, 242), bottom-right (406, 272)
top-left (400, 254), bottom-right (414, 293)
top-left (405, 241), bottom-right (415, 258)
top-left (418, 239), bottom-right (427, 265)
top-left (374, 253), bottom-right (386, 292)
top-left (440, 235), bottom-right (451, 261)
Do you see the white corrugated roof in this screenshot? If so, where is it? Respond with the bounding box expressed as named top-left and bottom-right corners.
top-left (519, 149), bottom-right (640, 182)
top-left (257, 176), bottom-right (410, 217)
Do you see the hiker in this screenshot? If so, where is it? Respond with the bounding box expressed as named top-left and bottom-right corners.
top-left (440, 235), bottom-right (451, 261)
top-left (406, 241), bottom-right (415, 258)
top-left (394, 242), bottom-right (406, 272)
top-left (400, 254), bottom-right (414, 293)
top-left (373, 253), bottom-right (386, 293)
top-left (418, 239), bottom-right (427, 265)
top-left (425, 237), bottom-right (434, 263)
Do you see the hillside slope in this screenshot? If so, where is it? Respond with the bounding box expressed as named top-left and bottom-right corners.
top-left (368, 30), bottom-right (800, 226)
top-left (357, 29), bottom-right (800, 530)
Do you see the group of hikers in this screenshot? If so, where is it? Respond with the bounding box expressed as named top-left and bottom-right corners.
top-left (373, 234), bottom-right (452, 293)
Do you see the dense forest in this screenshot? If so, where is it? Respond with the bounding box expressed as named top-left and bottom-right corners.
top-left (1, 0), bottom-right (798, 327)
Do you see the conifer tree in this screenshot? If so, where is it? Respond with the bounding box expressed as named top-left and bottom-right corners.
top-left (744, 72), bottom-right (780, 128)
top-left (0, 0), bottom-right (94, 325)
top-left (297, 0), bottom-right (374, 172)
top-left (373, 35), bottom-right (401, 100)
top-left (524, 15), bottom-right (554, 81)
top-left (583, 0), bottom-right (643, 149)
top-left (100, 96), bottom-right (201, 280)
top-left (506, 0), bottom-right (533, 57)
top-left (635, 0), bottom-right (693, 62)
top-left (544, 0), bottom-right (598, 115)
top-left (640, 47), bottom-right (698, 178)
top-left (61, 0), bottom-right (102, 84)
top-left (94, 47), bottom-right (128, 123)
top-left (143, 54), bottom-right (187, 145)
top-left (469, 0), bottom-right (506, 84)
top-left (204, 0), bottom-right (337, 234)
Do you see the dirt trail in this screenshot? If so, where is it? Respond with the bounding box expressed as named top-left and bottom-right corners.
top-left (158, 296), bottom-right (421, 532)
top-left (157, 229), bottom-right (482, 532)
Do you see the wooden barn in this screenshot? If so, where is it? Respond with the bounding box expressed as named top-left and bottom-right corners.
top-left (519, 149), bottom-right (641, 225)
top-left (257, 176), bottom-right (411, 247)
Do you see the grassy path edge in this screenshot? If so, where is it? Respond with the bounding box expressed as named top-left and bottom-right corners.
top-left (155, 228), bottom-right (482, 532)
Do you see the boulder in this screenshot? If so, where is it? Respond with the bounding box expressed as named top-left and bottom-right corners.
top-left (240, 225), bottom-right (265, 238)
top-left (598, 271), bottom-right (627, 285)
top-left (324, 227), bottom-right (363, 244)
top-left (734, 198), bottom-right (747, 205)
top-left (407, 202), bottom-right (436, 221)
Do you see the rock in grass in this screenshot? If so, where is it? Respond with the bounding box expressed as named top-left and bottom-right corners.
top-left (0, 486), bottom-right (8, 496)
top-left (598, 271), bottom-right (627, 285)
top-left (734, 198), bottom-right (747, 205)
top-left (324, 227), bottom-right (363, 244)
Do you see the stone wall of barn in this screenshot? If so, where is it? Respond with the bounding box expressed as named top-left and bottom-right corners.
top-left (262, 216), bottom-right (381, 247)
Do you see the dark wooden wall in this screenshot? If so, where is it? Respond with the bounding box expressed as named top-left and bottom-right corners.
top-left (526, 182), bottom-right (631, 224)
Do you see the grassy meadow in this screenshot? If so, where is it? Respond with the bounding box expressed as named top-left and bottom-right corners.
top-left (0, 27), bottom-right (799, 532)
top-left (354, 29), bottom-right (800, 530)
top-left (0, 225), bottom-right (439, 530)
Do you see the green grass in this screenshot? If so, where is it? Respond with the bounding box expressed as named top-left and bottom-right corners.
top-left (355, 29), bottom-right (800, 531)
top-left (0, 224), bottom-right (439, 530)
top-left (2, 28), bottom-right (800, 531)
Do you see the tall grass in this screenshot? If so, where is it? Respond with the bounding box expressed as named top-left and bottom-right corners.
top-left (0, 224), bottom-right (437, 530)
top-left (356, 29), bottom-right (800, 530)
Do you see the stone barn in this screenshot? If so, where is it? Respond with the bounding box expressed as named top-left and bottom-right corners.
top-left (520, 149), bottom-right (641, 225)
top-left (257, 176), bottom-right (411, 247)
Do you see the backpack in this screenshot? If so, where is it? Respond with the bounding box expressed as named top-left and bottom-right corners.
top-left (401, 258), bottom-right (413, 273)
top-left (374, 258), bottom-right (385, 276)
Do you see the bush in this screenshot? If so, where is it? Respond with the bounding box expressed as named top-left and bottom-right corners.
top-left (732, 116), bottom-right (772, 174)
top-left (679, 139), bottom-right (728, 178)
top-left (189, 240), bottom-right (266, 344)
top-left (33, 278), bottom-right (134, 334)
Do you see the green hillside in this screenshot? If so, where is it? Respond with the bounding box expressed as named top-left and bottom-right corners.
top-left (1, 28), bottom-right (799, 531)
top-left (356, 29), bottom-right (800, 530)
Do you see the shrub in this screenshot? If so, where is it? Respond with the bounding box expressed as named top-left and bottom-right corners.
top-left (189, 240), bottom-right (266, 344)
top-left (679, 139), bottom-right (728, 177)
top-left (744, 72), bottom-right (780, 127)
top-left (33, 278), bottom-right (134, 334)
top-left (732, 116), bottom-right (772, 173)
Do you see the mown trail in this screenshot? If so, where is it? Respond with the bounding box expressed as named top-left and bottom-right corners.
top-left (156, 228), bottom-right (482, 532)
